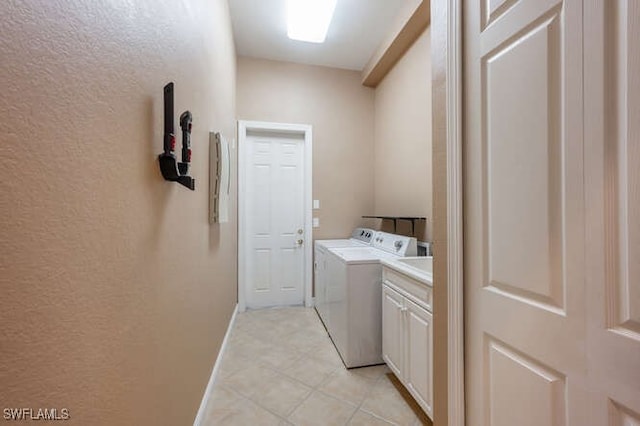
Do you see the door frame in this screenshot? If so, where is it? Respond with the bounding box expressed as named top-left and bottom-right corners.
top-left (444, 0), bottom-right (465, 424)
top-left (237, 120), bottom-right (313, 312)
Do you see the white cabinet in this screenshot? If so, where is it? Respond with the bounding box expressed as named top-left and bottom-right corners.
top-left (382, 285), bottom-right (404, 376)
top-left (405, 297), bottom-right (432, 414)
top-left (382, 269), bottom-right (433, 419)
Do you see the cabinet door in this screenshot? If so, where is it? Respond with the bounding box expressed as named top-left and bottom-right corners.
top-left (405, 298), bottom-right (433, 417)
top-left (382, 284), bottom-right (405, 378)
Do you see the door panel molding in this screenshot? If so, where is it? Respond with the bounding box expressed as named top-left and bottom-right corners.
top-left (481, 7), bottom-right (565, 314)
top-left (481, 0), bottom-right (519, 31)
top-left (484, 336), bottom-right (567, 426)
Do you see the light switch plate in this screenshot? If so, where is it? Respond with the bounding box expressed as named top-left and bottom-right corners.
top-left (313, 199), bottom-right (320, 209)
top-left (313, 217), bottom-right (320, 228)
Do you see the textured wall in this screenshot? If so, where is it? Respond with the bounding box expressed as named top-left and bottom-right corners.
top-left (0, 1), bottom-right (237, 425)
top-left (236, 56), bottom-right (375, 240)
top-left (373, 29), bottom-right (432, 242)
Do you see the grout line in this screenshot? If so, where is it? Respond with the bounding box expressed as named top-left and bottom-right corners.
top-left (346, 372), bottom-right (387, 425)
top-left (280, 385), bottom-right (314, 419)
top-left (281, 382), bottom-right (317, 423)
top-left (351, 370), bottom-right (403, 425)
top-left (240, 390), bottom-right (290, 423)
top-left (357, 409), bottom-right (398, 425)
top-left (314, 387), bottom-right (359, 409)
top-left (279, 368), bottom-right (337, 392)
top-left (307, 388), bottom-right (359, 425)
top-left (222, 361), bottom-right (306, 422)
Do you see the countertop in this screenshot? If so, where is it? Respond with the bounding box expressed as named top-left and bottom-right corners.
top-left (381, 256), bottom-right (433, 286)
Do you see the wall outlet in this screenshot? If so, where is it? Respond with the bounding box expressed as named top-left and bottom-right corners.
top-left (313, 199), bottom-right (320, 209)
top-left (313, 217), bottom-right (320, 228)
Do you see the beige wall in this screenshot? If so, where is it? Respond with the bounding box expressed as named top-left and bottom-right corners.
top-left (373, 29), bottom-right (432, 241)
top-left (236, 57), bottom-right (375, 240)
top-left (0, 1), bottom-right (237, 425)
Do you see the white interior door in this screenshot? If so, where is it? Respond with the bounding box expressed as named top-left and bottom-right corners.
top-left (584, 2), bottom-right (640, 423)
top-left (240, 125), bottom-right (307, 309)
top-left (463, 0), bottom-right (640, 425)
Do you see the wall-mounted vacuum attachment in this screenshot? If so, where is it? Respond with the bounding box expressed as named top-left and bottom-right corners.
top-left (158, 82), bottom-right (195, 190)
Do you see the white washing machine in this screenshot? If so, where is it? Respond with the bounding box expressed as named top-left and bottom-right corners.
top-left (314, 228), bottom-right (375, 330)
top-left (325, 232), bottom-right (417, 368)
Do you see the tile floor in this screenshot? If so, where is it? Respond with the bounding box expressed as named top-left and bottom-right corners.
top-left (202, 306), bottom-right (432, 425)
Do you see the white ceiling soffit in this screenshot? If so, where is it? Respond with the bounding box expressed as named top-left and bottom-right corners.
top-left (229, 0), bottom-right (407, 71)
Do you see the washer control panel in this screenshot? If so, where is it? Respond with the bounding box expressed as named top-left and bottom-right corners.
top-left (372, 231), bottom-right (417, 256)
top-left (351, 227), bottom-right (375, 244)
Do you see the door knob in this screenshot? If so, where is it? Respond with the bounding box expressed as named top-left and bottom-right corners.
top-left (297, 239), bottom-right (304, 245)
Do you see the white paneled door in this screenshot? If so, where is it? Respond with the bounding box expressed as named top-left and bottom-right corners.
top-left (240, 124), bottom-right (309, 309)
top-left (463, 0), bottom-right (640, 425)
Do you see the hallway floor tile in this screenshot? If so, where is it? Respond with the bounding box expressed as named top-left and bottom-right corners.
top-left (202, 306), bottom-right (431, 426)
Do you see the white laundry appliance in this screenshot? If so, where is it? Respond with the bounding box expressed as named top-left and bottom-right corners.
top-left (324, 232), bottom-right (417, 368)
top-left (314, 228), bottom-right (375, 330)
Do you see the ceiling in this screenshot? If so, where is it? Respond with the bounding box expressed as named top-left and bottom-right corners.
top-left (229, 0), bottom-right (407, 71)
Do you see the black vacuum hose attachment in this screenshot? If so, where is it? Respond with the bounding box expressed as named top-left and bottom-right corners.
top-left (158, 82), bottom-right (195, 190)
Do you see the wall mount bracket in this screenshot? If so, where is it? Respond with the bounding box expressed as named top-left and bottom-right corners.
top-left (158, 82), bottom-right (195, 190)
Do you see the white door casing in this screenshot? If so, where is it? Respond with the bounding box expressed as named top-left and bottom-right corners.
top-left (463, 0), bottom-right (640, 425)
top-left (238, 121), bottom-right (313, 311)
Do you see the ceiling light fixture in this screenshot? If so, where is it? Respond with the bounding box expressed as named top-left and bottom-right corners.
top-left (287, 0), bottom-right (337, 43)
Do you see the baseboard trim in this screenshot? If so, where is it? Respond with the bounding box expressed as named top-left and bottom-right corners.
top-left (193, 303), bottom-right (238, 426)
